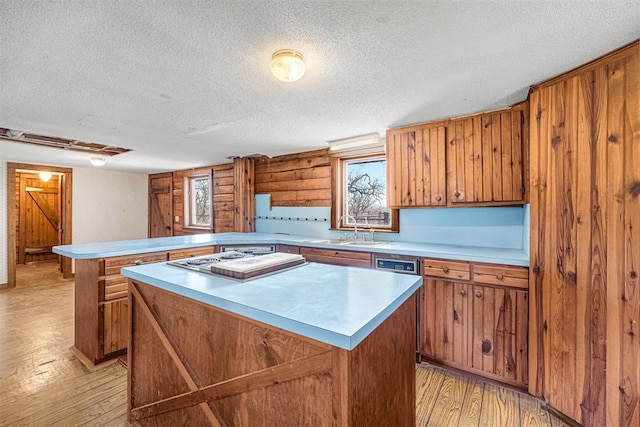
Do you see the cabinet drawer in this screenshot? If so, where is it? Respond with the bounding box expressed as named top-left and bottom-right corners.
top-left (104, 276), bottom-right (129, 301)
top-left (299, 248), bottom-right (372, 267)
top-left (423, 259), bottom-right (470, 281)
top-left (473, 264), bottom-right (529, 289)
top-left (276, 244), bottom-right (300, 254)
top-left (102, 252), bottom-right (168, 276)
top-left (168, 246), bottom-right (216, 260)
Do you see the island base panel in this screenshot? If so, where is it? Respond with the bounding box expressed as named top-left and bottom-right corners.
top-left (127, 280), bottom-right (416, 426)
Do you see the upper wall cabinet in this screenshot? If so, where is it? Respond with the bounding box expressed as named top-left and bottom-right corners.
top-left (447, 107), bottom-right (526, 205)
top-left (386, 104), bottom-right (527, 208)
top-left (386, 125), bottom-right (447, 207)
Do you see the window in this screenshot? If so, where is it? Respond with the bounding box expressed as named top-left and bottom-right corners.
top-left (184, 173), bottom-right (212, 229)
top-left (332, 154), bottom-right (398, 232)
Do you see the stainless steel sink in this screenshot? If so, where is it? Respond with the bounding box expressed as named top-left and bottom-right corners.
top-left (305, 239), bottom-right (351, 245)
top-left (340, 241), bottom-right (387, 246)
top-left (304, 239), bottom-right (386, 246)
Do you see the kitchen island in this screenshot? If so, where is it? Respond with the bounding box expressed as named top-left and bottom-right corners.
top-left (121, 260), bottom-right (422, 426)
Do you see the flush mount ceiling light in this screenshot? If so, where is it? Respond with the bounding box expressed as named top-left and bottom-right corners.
top-left (39, 171), bottom-right (52, 182)
top-left (90, 157), bottom-right (106, 167)
top-left (270, 49), bottom-right (305, 82)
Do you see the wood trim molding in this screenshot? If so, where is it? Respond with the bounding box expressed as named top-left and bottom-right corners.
top-left (529, 39), bottom-right (639, 91)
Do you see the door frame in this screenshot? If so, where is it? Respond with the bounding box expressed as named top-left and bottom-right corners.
top-left (6, 162), bottom-right (73, 288)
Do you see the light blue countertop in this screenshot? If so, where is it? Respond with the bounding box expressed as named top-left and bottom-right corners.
top-left (53, 232), bottom-right (529, 266)
top-left (121, 261), bottom-right (422, 350)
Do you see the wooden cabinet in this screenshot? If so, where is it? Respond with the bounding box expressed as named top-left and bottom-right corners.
top-left (386, 104), bottom-right (526, 208)
top-left (529, 42), bottom-right (639, 426)
top-left (419, 259), bottom-right (528, 388)
top-left (447, 108), bottom-right (525, 205)
top-left (386, 125), bottom-right (446, 207)
top-left (73, 246), bottom-right (216, 367)
top-left (299, 247), bottom-right (372, 268)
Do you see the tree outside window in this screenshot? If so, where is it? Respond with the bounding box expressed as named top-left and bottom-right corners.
top-left (344, 157), bottom-right (391, 227)
top-left (184, 174), bottom-right (211, 228)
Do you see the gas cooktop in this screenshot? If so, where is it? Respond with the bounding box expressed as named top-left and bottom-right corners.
top-left (167, 251), bottom-right (307, 280)
top-left (168, 251), bottom-right (252, 273)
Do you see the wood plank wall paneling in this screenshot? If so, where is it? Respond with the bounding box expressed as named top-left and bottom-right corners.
top-left (212, 164), bottom-right (235, 233)
top-left (254, 149), bottom-right (331, 207)
top-left (169, 164), bottom-right (235, 235)
top-left (529, 41), bottom-right (639, 427)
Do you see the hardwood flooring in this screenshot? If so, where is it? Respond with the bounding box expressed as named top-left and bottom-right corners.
top-left (0, 261), bottom-right (569, 426)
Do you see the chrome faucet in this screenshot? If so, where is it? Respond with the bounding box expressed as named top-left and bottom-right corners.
top-left (362, 217), bottom-right (375, 242)
top-left (338, 214), bottom-right (358, 240)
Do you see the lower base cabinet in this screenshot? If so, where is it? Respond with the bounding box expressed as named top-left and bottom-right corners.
top-left (73, 246), bottom-right (217, 367)
top-left (420, 260), bottom-right (529, 388)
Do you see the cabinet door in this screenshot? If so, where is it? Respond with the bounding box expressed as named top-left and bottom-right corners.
top-left (386, 125), bottom-right (446, 207)
top-left (102, 298), bottom-right (128, 356)
top-left (447, 109), bottom-right (524, 204)
top-left (469, 284), bottom-right (528, 387)
top-left (420, 278), bottom-right (471, 367)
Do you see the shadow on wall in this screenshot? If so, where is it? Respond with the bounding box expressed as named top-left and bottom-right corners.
top-left (255, 195), bottom-right (527, 249)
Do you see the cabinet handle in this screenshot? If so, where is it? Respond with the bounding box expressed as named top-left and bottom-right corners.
top-left (496, 274), bottom-right (504, 281)
top-left (475, 290), bottom-right (483, 298)
top-left (460, 289), bottom-right (467, 296)
top-left (442, 267), bottom-right (450, 273)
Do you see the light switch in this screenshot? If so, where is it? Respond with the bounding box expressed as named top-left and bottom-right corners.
top-left (175, 216), bottom-right (180, 223)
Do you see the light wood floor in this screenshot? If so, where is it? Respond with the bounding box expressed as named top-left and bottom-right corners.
top-left (0, 261), bottom-right (570, 426)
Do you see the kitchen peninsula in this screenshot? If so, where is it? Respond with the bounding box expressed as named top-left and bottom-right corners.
top-left (53, 232), bottom-right (528, 368)
top-left (121, 260), bottom-right (422, 426)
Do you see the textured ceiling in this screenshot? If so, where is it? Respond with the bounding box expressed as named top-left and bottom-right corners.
top-left (0, 1), bottom-right (638, 174)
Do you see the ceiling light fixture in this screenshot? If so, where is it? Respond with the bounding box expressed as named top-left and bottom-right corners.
top-left (39, 171), bottom-right (52, 182)
top-left (271, 49), bottom-right (305, 82)
top-left (90, 157), bottom-right (106, 167)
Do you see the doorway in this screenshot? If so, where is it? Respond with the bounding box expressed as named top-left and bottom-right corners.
top-left (6, 163), bottom-right (73, 288)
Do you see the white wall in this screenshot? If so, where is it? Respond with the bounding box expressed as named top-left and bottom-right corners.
top-left (72, 167), bottom-right (148, 244)
top-left (0, 160), bottom-right (7, 284)
top-left (0, 160), bottom-right (148, 284)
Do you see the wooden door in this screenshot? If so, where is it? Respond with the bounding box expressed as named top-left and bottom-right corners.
top-left (18, 172), bottom-right (60, 263)
top-left (529, 42), bottom-right (639, 426)
top-left (148, 173), bottom-right (173, 238)
top-left (386, 125), bottom-right (446, 207)
top-left (447, 107), bottom-right (525, 205)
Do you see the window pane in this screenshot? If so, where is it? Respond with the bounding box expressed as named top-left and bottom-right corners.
top-left (190, 177), bottom-right (210, 226)
top-left (344, 158), bottom-right (391, 227)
